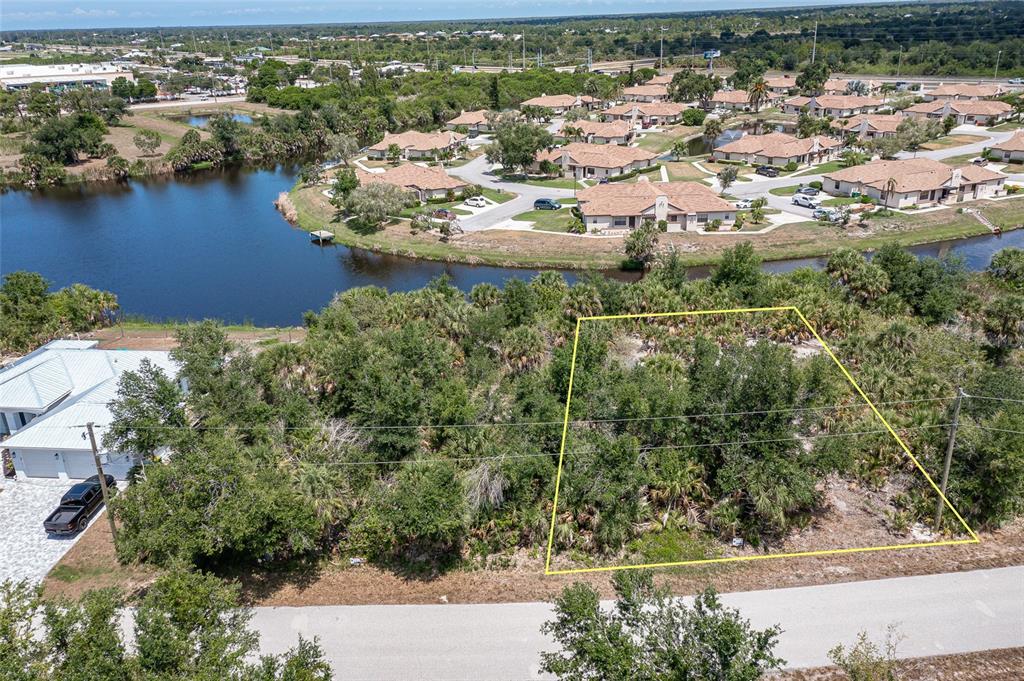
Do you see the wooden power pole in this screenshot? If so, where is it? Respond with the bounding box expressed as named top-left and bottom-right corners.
top-left (935, 388), bottom-right (965, 529)
top-left (85, 422), bottom-right (118, 543)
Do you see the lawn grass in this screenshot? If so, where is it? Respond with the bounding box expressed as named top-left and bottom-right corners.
top-left (480, 187), bottom-right (516, 204)
top-left (940, 152), bottom-right (981, 167)
top-left (769, 185), bottom-right (802, 196)
top-left (701, 161), bottom-right (753, 181)
top-left (791, 160), bottom-right (844, 177)
top-left (664, 161), bottom-right (712, 182)
top-left (514, 207), bottom-right (575, 232)
top-left (989, 121), bottom-right (1024, 132)
top-left (821, 196), bottom-right (861, 207)
top-left (634, 125), bottom-right (702, 154)
top-left (919, 134), bottom-right (987, 151)
top-left (521, 176), bottom-right (584, 190)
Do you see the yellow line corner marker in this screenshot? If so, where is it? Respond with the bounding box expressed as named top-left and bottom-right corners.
top-left (543, 306), bottom-right (979, 576)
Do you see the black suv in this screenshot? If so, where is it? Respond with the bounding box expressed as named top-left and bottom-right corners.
top-left (755, 165), bottom-right (780, 178)
top-left (43, 474), bottom-right (115, 535)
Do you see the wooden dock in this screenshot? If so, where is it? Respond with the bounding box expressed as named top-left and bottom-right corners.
top-left (310, 230), bottom-right (335, 243)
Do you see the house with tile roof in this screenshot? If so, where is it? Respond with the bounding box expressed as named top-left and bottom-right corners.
top-left (445, 109), bottom-right (493, 133)
top-left (354, 164), bottom-right (470, 202)
top-left (836, 114), bottom-right (904, 140)
top-left (602, 102), bottom-right (686, 127)
top-left (783, 95), bottom-right (884, 118)
top-left (712, 132), bottom-right (842, 167)
top-left (622, 83), bottom-right (670, 102)
top-left (823, 158), bottom-right (1006, 208)
top-left (554, 119), bottom-right (634, 145)
top-left (764, 74), bottom-right (797, 94)
top-left (520, 93), bottom-right (599, 114)
top-left (823, 79), bottom-right (880, 95)
top-left (367, 130), bottom-right (467, 160)
top-left (576, 178), bottom-right (736, 233)
top-left (902, 99), bottom-right (1013, 126)
top-left (988, 132), bottom-right (1024, 163)
top-left (710, 89), bottom-right (782, 112)
top-left (647, 74), bottom-right (674, 86)
top-left (0, 340), bottom-right (180, 480)
top-left (533, 142), bottom-right (658, 180)
top-left (924, 83), bottom-right (1005, 101)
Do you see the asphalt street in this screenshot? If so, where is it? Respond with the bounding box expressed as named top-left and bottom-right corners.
top-left (246, 565), bottom-right (1024, 680)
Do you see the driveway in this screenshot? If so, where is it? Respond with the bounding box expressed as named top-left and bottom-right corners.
top-left (449, 156), bottom-right (576, 231)
top-left (0, 478), bottom-right (91, 583)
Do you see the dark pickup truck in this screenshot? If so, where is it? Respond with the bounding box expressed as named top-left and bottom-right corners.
top-left (43, 474), bottom-right (115, 535)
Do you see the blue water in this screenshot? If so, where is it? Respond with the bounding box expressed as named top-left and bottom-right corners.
top-left (1, 165), bottom-right (1018, 326)
top-left (183, 113), bottom-right (254, 128)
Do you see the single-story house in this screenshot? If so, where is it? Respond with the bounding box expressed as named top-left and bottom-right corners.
top-left (520, 93), bottom-right (600, 114)
top-left (924, 83), bottom-right (1004, 101)
top-left (823, 79), bottom-right (879, 95)
top-left (987, 132), bottom-right (1024, 163)
top-left (576, 178), bottom-right (736, 233)
top-left (764, 74), bottom-right (797, 95)
top-left (710, 89), bottom-right (781, 112)
top-left (622, 83), bottom-right (670, 102)
top-left (446, 109), bottom-right (492, 133)
top-left (367, 130), bottom-right (467, 160)
top-left (902, 99), bottom-right (1013, 126)
top-left (783, 95), bottom-right (884, 118)
top-left (0, 340), bottom-right (180, 480)
top-left (822, 158), bottom-right (1006, 208)
top-left (602, 102), bottom-right (686, 127)
top-left (533, 142), bottom-right (657, 180)
top-left (647, 74), bottom-right (674, 86)
top-left (836, 114), bottom-right (904, 140)
top-left (554, 119), bottom-right (634, 145)
top-left (355, 163), bottom-right (469, 201)
top-left (712, 132), bottom-right (842, 167)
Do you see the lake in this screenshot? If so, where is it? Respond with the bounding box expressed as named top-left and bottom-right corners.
top-left (1, 166), bottom-right (1020, 326)
top-left (176, 113), bottom-right (255, 128)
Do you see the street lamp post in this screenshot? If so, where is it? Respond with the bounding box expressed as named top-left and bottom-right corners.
top-left (994, 50), bottom-right (1002, 81)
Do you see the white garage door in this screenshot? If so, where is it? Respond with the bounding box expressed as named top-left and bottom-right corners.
top-left (63, 452), bottom-right (99, 480)
top-left (17, 451), bottom-right (59, 478)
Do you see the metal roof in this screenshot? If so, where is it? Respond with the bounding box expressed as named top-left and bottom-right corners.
top-left (0, 357), bottom-right (73, 411)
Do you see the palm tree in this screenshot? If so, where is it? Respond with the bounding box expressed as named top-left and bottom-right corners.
top-left (703, 117), bottom-right (723, 140)
top-left (747, 78), bottom-right (769, 113)
top-left (561, 125), bottom-right (585, 143)
top-left (883, 176), bottom-right (897, 209)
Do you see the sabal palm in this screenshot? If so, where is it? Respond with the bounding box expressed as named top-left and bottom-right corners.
top-left (747, 78), bottom-right (768, 113)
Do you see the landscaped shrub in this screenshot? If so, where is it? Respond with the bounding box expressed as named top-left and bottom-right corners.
top-left (461, 184), bottom-right (483, 199)
top-left (784, 161), bottom-right (798, 172)
top-left (657, 219), bottom-right (669, 232)
top-left (708, 219), bottom-right (722, 231)
top-left (809, 180), bottom-right (823, 190)
top-left (859, 194), bottom-right (874, 204)
top-left (605, 164), bottom-right (662, 183)
top-left (681, 108), bottom-right (707, 126)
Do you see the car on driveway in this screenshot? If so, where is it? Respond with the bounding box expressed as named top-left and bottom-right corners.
top-left (797, 186), bottom-right (819, 196)
top-left (433, 208), bottom-right (458, 221)
top-left (464, 196), bottom-right (487, 208)
top-left (734, 198), bottom-right (753, 209)
top-left (792, 194), bottom-right (822, 209)
top-left (1009, 78), bottom-right (1024, 85)
top-left (43, 475), bottom-right (115, 535)
top-left (755, 165), bottom-right (780, 178)
top-left (533, 198), bottom-right (562, 210)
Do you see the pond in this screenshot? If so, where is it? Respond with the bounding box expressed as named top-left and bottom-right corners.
top-left (682, 120), bottom-right (795, 157)
top-left (176, 113), bottom-right (255, 128)
top-left (1, 166), bottom-right (1018, 327)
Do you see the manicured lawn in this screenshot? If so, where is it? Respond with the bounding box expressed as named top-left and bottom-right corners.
top-left (792, 160), bottom-right (844, 177)
top-left (399, 200), bottom-right (471, 218)
top-left (664, 161), bottom-right (711, 182)
top-left (480, 187), bottom-right (516, 204)
top-left (989, 121), bottom-right (1024, 132)
top-left (634, 125), bottom-right (702, 154)
top-left (769, 185), bottom-right (801, 196)
top-left (941, 152), bottom-right (983, 166)
top-left (821, 196), bottom-right (861, 207)
top-left (920, 134), bottom-right (987, 151)
top-left (702, 161), bottom-right (753, 181)
top-left (514, 207), bottom-right (575, 232)
top-left (508, 175), bottom-right (583, 190)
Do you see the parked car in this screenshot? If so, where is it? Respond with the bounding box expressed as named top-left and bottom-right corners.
top-left (433, 208), bottom-right (458, 220)
top-left (43, 475), bottom-right (115, 535)
top-left (755, 165), bottom-right (780, 178)
top-left (792, 194), bottom-right (822, 209)
top-left (1009, 78), bottom-right (1024, 85)
top-left (797, 186), bottom-right (819, 196)
top-left (533, 198), bottom-right (562, 210)
top-left (464, 196), bottom-right (487, 208)
top-left (734, 198), bottom-right (753, 210)
top-left (972, 157), bottom-right (988, 166)
top-left (813, 207), bottom-right (837, 220)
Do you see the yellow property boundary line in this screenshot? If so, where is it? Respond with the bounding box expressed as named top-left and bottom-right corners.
top-left (543, 306), bottom-right (979, 576)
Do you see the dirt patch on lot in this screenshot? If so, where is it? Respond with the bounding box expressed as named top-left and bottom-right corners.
top-left (778, 647), bottom-right (1024, 680)
top-left (81, 326), bottom-right (306, 352)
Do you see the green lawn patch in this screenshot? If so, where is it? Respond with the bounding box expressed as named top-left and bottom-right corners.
top-left (941, 152), bottom-right (981, 167)
top-left (514, 207), bottom-right (574, 232)
top-left (480, 187), bottom-right (516, 204)
top-left (769, 185), bottom-right (801, 196)
top-left (791, 160), bottom-right (844, 177)
top-left (989, 121), bottom-right (1024, 132)
top-left (822, 196), bottom-right (861, 207)
top-left (522, 176), bottom-right (585, 190)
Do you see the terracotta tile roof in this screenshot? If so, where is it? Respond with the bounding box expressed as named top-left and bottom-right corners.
top-left (623, 84), bottom-right (669, 98)
top-left (928, 83), bottom-right (1003, 99)
top-left (557, 119), bottom-right (632, 139)
top-left (824, 158), bottom-right (1005, 194)
top-left (838, 114), bottom-right (904, 134)
top-left (765, 75), bottom-right (796, 89)
top-left (355, 163), bottom-right (468, 192)
top-left (715, 132), bottom-right (841, 159)
top-left (447, 109), bottom-right (489, 126)
top-left (824, 78), bottom-right (878, 92)
top-left (648, 74), bottom-right (674, 85)
top-left (991, 132), bottom-right (1024, 153)
top-left (537, 142), bottom-right (657, 169)
top-left (905, 100), bottom-right (1012, 117)
top-left (603, 101), bottom-right (686, 117)
top-left (369, 130), bottom-right (466, 152)
top-left (521, 94), bottom-right (598, 109)
top-left (712, 89), bottom-right (750, 104)
top-left (799, 95), bottom-right (884, 110)
top-left (577, 180), bottom-right (734, 217)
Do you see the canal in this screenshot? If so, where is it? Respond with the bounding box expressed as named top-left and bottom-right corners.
top-left (2, 166), bottom-right (1021, 327)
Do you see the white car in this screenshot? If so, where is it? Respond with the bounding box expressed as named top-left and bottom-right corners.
top-left (734, 199), bottom-right (753, 210)
top-left (464, 196), bottom-right (487, 208)
top-left (791, 194), bottom-right (822, 209)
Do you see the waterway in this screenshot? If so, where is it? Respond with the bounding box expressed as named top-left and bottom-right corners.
top-left (1, 165), bottom-right (1020, 327)
top-left (174, 113), bottom-right (255, 128)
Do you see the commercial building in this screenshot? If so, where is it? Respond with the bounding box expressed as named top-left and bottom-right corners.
top-left (0, 63), bottom-right (134, 91)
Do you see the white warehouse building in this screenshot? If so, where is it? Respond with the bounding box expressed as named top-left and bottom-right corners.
top-left (0, 62), bottom-right (135, 91)
top-left (0, 340), bottom-right (179, 480)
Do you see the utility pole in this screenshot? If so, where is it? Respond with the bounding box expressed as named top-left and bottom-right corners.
top-left (522, 31), bottom-right (526, 71)
top-left (659, 26), bottom-right (666, 71)
top-left (994, 50), bottom-right (1002, 81)
top-left (935, 388), bottom-right (965, 530)
top-left (85, 422), bottom-right (118, 544)
top-left (895, 44), bottom-right (903, 79)
top-left (810, 21), bottom-right (818, 64)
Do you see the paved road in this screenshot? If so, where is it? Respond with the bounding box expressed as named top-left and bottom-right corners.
top-left (129, 95), bottom-right (247, 111)
top-left (247, 565), bottom-right (1024, 680)
top-left (451, 156), bottom-right (576, 231)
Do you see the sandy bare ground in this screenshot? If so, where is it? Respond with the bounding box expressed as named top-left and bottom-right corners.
top-left (777, 647), bottom-right (1024, 680)
top-left (82, 326), bottom-right (307, 351)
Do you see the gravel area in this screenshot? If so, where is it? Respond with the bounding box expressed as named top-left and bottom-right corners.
top-left (0, 478), bottom-right (93, 583)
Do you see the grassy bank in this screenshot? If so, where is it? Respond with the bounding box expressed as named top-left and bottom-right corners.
top-left (288, 181), bottom-right (1023, 270)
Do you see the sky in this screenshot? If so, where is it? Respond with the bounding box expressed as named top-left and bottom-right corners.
top-left (2, 0), bottom-right (893, 31)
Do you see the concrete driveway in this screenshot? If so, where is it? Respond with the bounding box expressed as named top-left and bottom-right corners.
top-left (0, 478), bottom-right (91, 583)
top-left (450, 156), bottom-right (576, 231)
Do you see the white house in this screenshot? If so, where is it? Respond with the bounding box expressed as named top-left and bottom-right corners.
top-left (988, 132), bottom-right (1024, 163)
top-left (0, 341), bottom-right (180, 480)
top-left (823, 158), bottom-right (1006, 208)
top-left (576, 179), bottom-right (736, 233)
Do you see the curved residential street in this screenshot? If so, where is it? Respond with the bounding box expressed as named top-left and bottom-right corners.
top-left (451, 156), bottom-right (577, 231)
top-left (244, 566), bottom-right (1024, 680)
